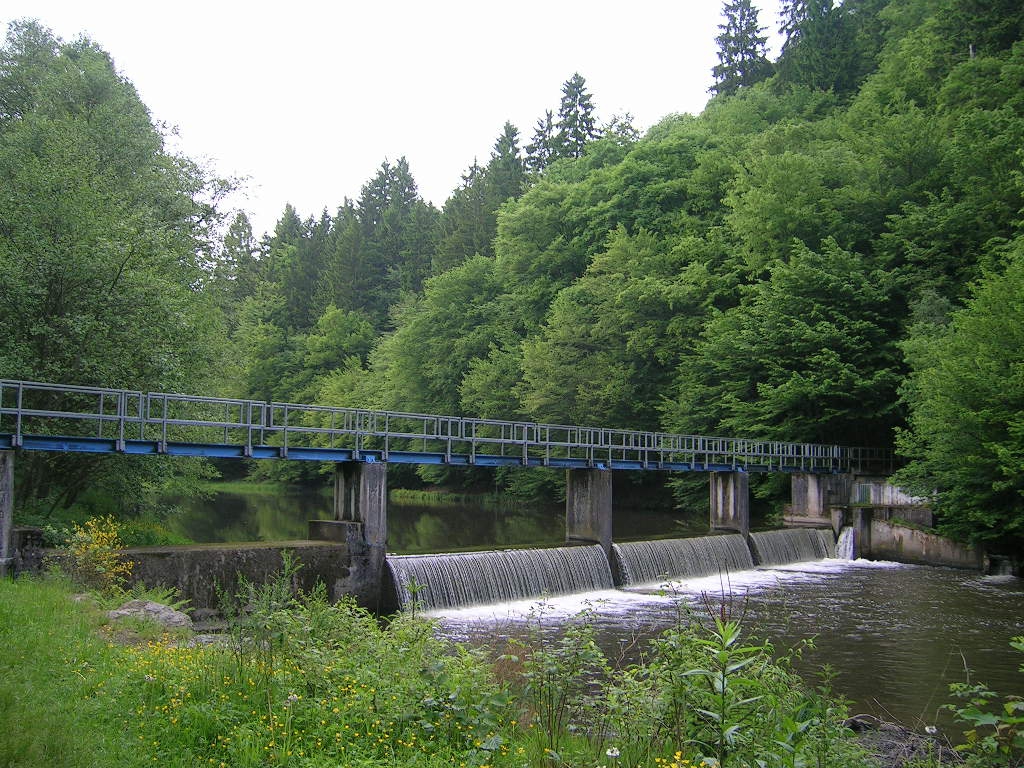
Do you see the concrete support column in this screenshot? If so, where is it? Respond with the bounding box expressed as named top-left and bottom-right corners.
top-left (709, 471), bottom-right (749, 537)
top-left (0, 451), bottom-right (12, 577)
top-left (790, 473), bottom-right (852, 522)
top-left (331, 461), bottom-right (387, 547)
top-left (565, 469), bottom-right (612, 555)
top-left (852, 507), bottom-right (873, 559)
top-left (308, 461), bottom-right (387, 609)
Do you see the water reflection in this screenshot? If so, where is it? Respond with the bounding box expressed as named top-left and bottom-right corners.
top-left (170, 487), bottom-right (695, 552)
top-left (170, 490), bottom-right (333, 542)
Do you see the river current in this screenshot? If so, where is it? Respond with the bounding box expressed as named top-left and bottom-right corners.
top-left (174, 488), bottom-right (1023, 733)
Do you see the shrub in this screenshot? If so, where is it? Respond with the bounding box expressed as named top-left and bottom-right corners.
top-left (62, 515), bottom-right (133, 593)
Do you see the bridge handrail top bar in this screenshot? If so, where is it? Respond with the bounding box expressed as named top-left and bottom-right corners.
top-left (0, 379), bottom-right (143, 398)
top-left (0, 379), bottom-right (891, 464)
top-left (0, 407), bottom-right (133, 422)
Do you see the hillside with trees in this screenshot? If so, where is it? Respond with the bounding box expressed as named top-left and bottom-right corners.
top-left (3, 0), bottom-right (1023, 553)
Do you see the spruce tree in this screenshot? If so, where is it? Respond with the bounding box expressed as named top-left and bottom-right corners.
top-left (554, 72), bottom-right (598, 159)
top-left (487, 121), bottom-right (527, 203)
top-left (525, 109), bottom-right (556, 173)
top-left (711, 0), bottom-right (772, 96)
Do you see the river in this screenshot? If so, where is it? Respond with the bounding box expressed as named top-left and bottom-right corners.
top-left (172, 487), bottom-right (1023, 733)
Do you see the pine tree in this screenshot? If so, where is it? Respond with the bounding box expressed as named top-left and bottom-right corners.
top-left (711, 0), bottom-right (772, 96)
top-left (525, 109), bottom-right (556, 173)
top-left (487, 121), bottom-right (527, 203)
top-left (434, 160), bottom-right (492, 271)
top-left (214, 212), bottom-right (263, 318)
top-left (554, 72), bottom-right (598, 159)
top-left (777, 0), bottom-right (886, 94)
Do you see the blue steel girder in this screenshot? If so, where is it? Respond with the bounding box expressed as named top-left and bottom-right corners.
top-left (0, 379), bottom-right (896, 475)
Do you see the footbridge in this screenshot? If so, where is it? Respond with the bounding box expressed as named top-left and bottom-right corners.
top-left (0, 380), bottom-right (893, 593)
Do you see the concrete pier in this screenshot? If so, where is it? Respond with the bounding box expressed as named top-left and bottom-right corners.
top-left (0, 451), bottom-right (12, 577)
top-left (565, 468), bottom-right (613, 554)
top-left (709, 471), bottom-right (749, 536)
top-left (853, 506), bottom-right (872, 557)
top-left (789, 473), bottom-right (852, 529)
top-left (307, 461), bottom-right (388, 608)
top-left (331, 461), bottom-right (387, 548)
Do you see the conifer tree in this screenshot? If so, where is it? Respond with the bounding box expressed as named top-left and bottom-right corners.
top-left (554, 72), bottom-right (598, 159)
top-left (525, 109), bottom-right (556, 173)
top-left (711, 0), bottom-right (772, 96)
top-left (214, 212), bottom-right (263, 319)
top-left (487, 121), bottom-right (527, 203)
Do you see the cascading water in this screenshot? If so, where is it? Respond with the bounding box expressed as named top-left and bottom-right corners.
top-left (611, 534), bottom-right (755, 586)
top-left (385, 544), bottom-right (614, 611)
top-left (749, 528), bottom-right (836, 566)
top-left (835, 527), bottom-right (856, 559)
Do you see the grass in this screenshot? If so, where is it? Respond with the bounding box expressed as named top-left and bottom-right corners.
top-left (0, 577), bottom-right (139, 766)
top-left (0, 570), bottom-right (886, 768)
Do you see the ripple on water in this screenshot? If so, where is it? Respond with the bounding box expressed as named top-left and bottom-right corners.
top-left (433, 560), bottom-right (1024, 731)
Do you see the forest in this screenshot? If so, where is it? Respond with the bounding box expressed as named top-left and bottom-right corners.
top-left (1, 0), bottom-right (1023, 554)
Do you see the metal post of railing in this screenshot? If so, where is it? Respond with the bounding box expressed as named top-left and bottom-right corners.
top-left (160, 394), bottom-right (168, 452)
top-left (116, 390), bottom-right (125, 450)
top-left (14, 383), bottom-right (23, 447)
top-left (281, 404), bottom-right (289, 457)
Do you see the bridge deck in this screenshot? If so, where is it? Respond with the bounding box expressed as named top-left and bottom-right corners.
top-left (0, 380), bottom-right (893, 474)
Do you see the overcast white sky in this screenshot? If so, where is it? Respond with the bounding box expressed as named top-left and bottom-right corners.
top-left (3, 1), bottom-right (784, 237)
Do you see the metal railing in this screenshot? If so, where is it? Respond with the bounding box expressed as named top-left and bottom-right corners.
top-left (0, 379), bottom-right (895, 474)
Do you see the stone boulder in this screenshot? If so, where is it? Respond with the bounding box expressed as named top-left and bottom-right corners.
top-left (107, 599), bottom-right (193, 630)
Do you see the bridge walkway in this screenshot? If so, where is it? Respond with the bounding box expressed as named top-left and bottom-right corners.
top-left (0, 380), bottom-right (893, 474)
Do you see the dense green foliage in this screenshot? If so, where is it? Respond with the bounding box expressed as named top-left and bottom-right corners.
top-left (0, 574), bottom-right (878, 768)
top-left (4, 0), bottom-right (1024, 549)
top-left (0, 21), bottom-right (224, 516)
top-left (895, 243), bottom-right (1024, 547)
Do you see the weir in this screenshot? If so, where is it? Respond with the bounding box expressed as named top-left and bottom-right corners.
top-left (385, 528), bottom-right (850, 611)
top-left (385, 544), bottom-right (614, 611)
top-left (611, 534), bottom-right (754, 586)
top-left (749, 528), bottom-right (835, 565)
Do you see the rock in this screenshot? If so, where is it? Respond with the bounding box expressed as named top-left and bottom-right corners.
top-left (188, 633), bottom-right (227, 647)
top-left (107, 599), bottom-right (193, 629)
top-left (848, 716), bottom-right (960, 768)
top-left (844, 713), bottom-right (882, 732)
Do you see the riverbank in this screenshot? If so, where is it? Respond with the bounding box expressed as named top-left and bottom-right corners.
top-left (2, 574), bottom-right (963, 768)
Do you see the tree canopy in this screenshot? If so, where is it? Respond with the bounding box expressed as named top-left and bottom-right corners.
top-left (5, 2), bottom-right (1024, 550)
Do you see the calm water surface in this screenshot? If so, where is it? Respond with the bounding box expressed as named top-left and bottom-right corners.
top-left (170, 487), bottom-right (694, 551)
top-left (174, 488), bottom-right (1023, 732)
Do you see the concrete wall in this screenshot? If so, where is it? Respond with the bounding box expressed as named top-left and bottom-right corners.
top-left (710, 471), bottom-right (749, 536)
top-left (565, 469), bottom-right (613, 553)
top-left (788, 473), bottom-right (852, 527)
top-left (853, 478), bottom-right (928, 506)
top-left (124, 537), bottom-right (380, 611)
top-left (0, 451), bottom-right (12, 577)
top-left (869, 519), bottom-right (984, 570)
